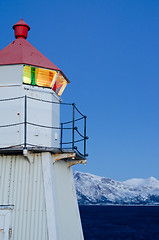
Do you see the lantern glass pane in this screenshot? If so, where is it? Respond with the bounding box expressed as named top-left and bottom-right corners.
top-left (23, 65), bottom-right (31, 84)
top-left (36, 68), bottom-right (56, 87)
top-left (52, 72), bottom-right (67, 96)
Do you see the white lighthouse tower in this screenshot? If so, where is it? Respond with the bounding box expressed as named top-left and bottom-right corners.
top-left (0, 19), bottom-right (88, 240)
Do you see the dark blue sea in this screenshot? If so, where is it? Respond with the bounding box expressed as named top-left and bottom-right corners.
top-left (79, 206), bottom-right (159, 240)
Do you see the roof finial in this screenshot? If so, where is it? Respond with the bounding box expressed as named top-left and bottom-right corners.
top-left (13, 19), bottom-right (30, 39)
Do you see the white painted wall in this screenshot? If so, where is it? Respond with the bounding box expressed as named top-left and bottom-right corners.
top-left (0, 85), bottom-right (22, 147)
top-left (0, 65), bottom-right (23, 86)
top-left (22, 85), bottom-right (60, 148)
top-left (0, 64), bottom-right (60, 148)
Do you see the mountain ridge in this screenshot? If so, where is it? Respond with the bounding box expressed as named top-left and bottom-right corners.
top-left (73, 172), bottom-right (159, 205)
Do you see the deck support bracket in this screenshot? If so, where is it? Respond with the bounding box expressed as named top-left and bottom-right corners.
top-left (67, 159), bottom-right (87, 168)
top-left (53, 153), bottom-right (76, 163)
top-left (52, 153), bottom-right (87, 167)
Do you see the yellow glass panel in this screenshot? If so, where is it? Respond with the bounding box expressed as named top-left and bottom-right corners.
top-left (23, 65), bottom-right (31, 84)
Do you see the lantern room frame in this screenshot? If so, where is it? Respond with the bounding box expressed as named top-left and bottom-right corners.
top-left (23, 65), bottom-right (69, 97)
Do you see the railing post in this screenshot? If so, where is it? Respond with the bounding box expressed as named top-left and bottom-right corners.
top-left (60, 123), bottom-right (63, 150)
top-left (24, 95), bottom-right (27, 149)
top-left (72, 103), bottom-right (75, 151)
top-left (84, 116), bottom-right (87, 157)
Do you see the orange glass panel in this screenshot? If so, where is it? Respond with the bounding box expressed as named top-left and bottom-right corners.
top-left (53, 72), bottom-right (67, 96)
top-left (36, 68), bottom-right (56, 88)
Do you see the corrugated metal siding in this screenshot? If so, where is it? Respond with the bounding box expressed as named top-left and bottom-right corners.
top-left (0, 154), bottom-right (48, 240)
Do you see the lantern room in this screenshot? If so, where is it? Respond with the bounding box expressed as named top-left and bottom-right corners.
top-left (0, 19), bottom-right (69, 97)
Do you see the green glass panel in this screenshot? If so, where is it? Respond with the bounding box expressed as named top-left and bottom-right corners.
top-left (31, 67), bottom-right (36, 85)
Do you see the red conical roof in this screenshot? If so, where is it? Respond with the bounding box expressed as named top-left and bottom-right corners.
top-left (0, 20), bottom-right (69, 82)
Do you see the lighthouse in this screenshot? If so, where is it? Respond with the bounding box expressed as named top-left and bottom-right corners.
top-left (0, 19), bottom-right (88, 240)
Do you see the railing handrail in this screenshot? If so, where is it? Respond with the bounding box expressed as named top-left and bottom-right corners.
top-left (27, 95), bottom-right (72, 105)
top-left (0, 95), bottom-right (88, 157)
top-left (0, 96), bottom-right (24, 102)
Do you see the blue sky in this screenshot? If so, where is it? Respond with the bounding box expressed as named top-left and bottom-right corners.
top-left (0, 0), bottom-right (159, 180)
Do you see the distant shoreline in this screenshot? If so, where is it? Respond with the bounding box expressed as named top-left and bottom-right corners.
top-left (79, 204), bottom-right (159, 207)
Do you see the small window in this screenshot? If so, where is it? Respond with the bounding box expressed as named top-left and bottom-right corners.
top-left (23, 65), bottom-right (68, 96)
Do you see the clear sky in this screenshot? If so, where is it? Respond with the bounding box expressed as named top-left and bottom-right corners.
top-left (0, 0), bottom-right (159, 180)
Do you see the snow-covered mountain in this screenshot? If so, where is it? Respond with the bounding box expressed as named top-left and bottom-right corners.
top-left (73, 172), bottom-right (159, 205)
